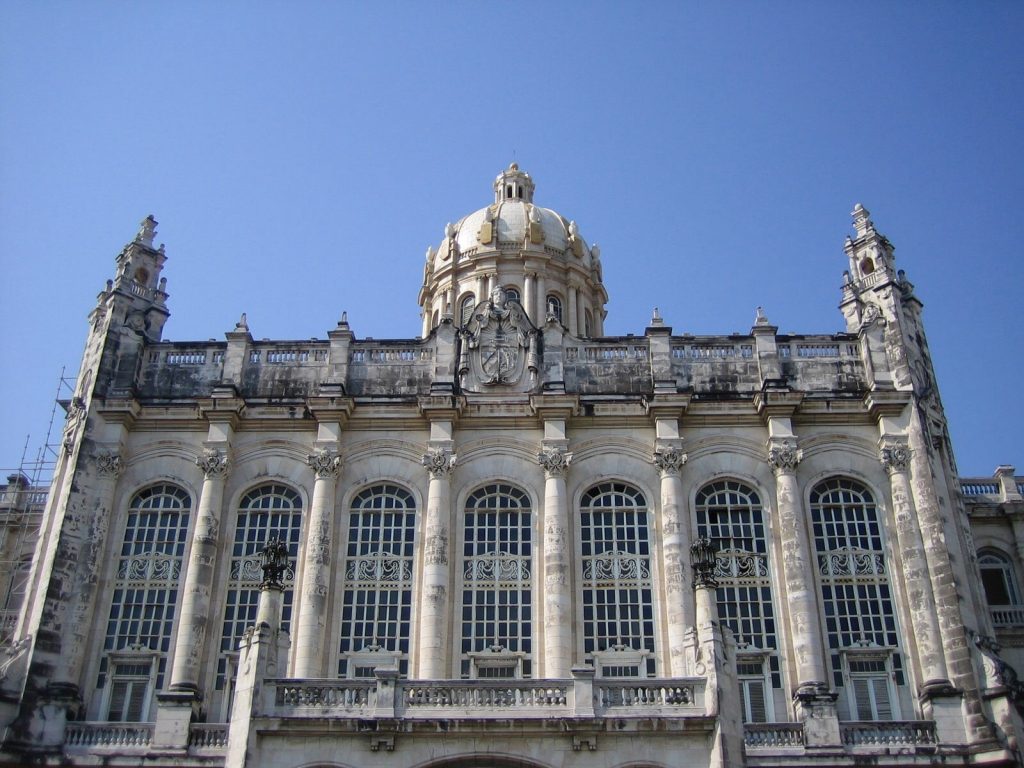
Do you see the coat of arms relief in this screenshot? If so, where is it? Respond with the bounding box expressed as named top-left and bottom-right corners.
top-left (458, 287), bottom-right (539, 392)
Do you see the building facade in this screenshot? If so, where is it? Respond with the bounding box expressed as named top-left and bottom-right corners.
top-left (0, 165), bottom-right (1021, 767)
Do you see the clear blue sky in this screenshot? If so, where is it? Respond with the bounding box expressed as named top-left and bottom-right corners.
top-left (1, 2), bottom-right (1020, 478)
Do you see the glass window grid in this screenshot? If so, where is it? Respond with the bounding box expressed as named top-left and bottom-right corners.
top-left (101, 484), bottom-right (190, 691)
top-left (217, 484), bottom-right (302, 689)
top-left (460, 484), bottom-right (532, 678)
top-left (696, 480), bottom-right (780, 687)
top-left (811, 478), bottom-right (903, 689)
top-left (580, 482), bottom-right (655, 676)
top-left (338, 484), bottom-right (416, 678)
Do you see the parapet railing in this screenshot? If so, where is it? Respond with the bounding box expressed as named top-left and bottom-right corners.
top-left (187, 722), bottom-right (230, 750)
top-left (64, 722), bottom-right (154, 749)
top-left (743, 722), bottom-right (805, 748)
top-left (990, 605), bottom-right (1024, 627)
top-left (268, 677), bottom-right (705, 719)
top-left (840, 720), bottom-right (937, 747)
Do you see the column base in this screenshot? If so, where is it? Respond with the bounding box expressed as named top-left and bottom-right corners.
top-left (152, 690), bottom-right (200, 752)
top-left (920, 684), bottom-right (966, 745)
top-left (793, 686), bottom-right (840, 748)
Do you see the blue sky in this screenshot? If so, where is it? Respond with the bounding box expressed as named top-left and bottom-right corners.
top-left (1, 1), bottom-right (1020, 478)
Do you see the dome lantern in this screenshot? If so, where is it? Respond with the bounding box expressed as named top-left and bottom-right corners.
top-left (494, 162), bottom-right (535, 204)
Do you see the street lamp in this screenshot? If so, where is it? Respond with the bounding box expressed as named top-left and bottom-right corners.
top-left (690, 535), bottom-right (718, 588)
top-left (260, 536), bottom-right (290, 589)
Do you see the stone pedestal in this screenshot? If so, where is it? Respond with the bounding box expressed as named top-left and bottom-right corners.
top-left (794, 690), bottom-right (841, 748)
top-left (151, 690), bottom-right (196, 753)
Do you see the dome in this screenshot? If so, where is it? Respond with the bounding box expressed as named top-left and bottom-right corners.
top-left (419, 165), bottom-right (608, 338)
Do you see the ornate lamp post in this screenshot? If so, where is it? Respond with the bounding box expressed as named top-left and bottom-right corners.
top-left (257, 536), bottom-right (290, 629)
top-left (690, 536), bottom-right (719, 633)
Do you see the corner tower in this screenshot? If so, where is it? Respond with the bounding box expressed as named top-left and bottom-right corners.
top-left (418, 164), bottom-right (608, 338)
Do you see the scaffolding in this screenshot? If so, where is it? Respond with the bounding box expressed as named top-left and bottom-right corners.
top-left (0, 368), bottom-right (75, 643)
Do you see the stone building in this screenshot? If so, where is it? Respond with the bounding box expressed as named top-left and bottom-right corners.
top-left (0, 165), bottom-right (1022, 766)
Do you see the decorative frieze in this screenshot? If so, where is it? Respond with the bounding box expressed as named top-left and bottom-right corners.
top-left (307, 448), bottom-right (342, 479)
top-left (422, 448), bottom-right (457, 478)
top-left (196, 448), bottom-right (229, 478)
top-left (767, 439), bottom-right (802, 475)
top-left (652, 448), bottom-right (687, 476)
top-left (537, 447), bottom-right (573, 477)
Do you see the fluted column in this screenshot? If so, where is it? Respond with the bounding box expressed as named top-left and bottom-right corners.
top-left (768, 438), bottom-right (829, 697)
top-left (567, 288), bottom-right (578, 335)
top-left (292, 448), bottom-right (342, 678)
top-left (417, 447), bottom-right (456, 679)
top-left (169, 447), bottom-right (230, 692)
top-left (879, 437), bottom-right (951, 691)
top-left (538, 447), bottom-right (573, 678)
top-left (653, 447), bottom-right (690, 676)
top-left (524, 274), bottom-right (536, 325)
top-left (535, 275), bottom-right (546, 323)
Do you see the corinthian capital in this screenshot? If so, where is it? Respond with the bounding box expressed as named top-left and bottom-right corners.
top-left (196, 448), bottom-right (230, 479)
top-left (652, 447), bottom-right (687, 476)
top-left (307, 448), bottom-right (343, 479)
top-left (422, 448), bottom-right (457, 479)
top-left (96, 451), bottom-right (124, 478)
top-left (879, 437), bottom-right (911, 475)
top-left (537, 447), bottom-right (573, 477)
top-left (767, 439), bottom-right (802, 475)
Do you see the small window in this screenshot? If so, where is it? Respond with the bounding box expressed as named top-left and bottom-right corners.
top-left (844, 652), bottom-right (896, 721)
top-left (584, 310), bottom-right (593, 338)
top-left (737, 658), bottom-right (772, 723)
top-left (859, 257), bottom-right (875, 275)
top-left (547, 294), bottom-right (563, 323)
top-left (979, 551), bottom-right (1020, 606)
top-left (504, 286), bottom-right (521, 303)
top-left (460, 295), bottom-right (476, 326)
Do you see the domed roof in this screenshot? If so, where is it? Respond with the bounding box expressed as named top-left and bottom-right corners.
top-left (429, 164), bottom-right (597, 269)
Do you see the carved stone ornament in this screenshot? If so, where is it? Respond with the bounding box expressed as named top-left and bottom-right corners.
top-left (457, 288), bottom-right (539, 393)
top-left (537, 447), bottom-right (573, 477)
top-left (196, 448), bottom-right (230, 479)
top-left (652, 448), bottom-right (687, 476)
top-left (422, 448), bottom-right (457, 479)
top-left (307, 448), bottom-right (342, 479)
top-left (96, 451), bottom-right (124, 477)
top-left (859, 302), bottom-right (881, 330)
top-left (767, 439), bottom-right (802, 475)
top-left (879, 439), bottom-right (911, 474)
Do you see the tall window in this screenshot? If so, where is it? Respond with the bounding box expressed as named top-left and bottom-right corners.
top-left (811, 478), bottom-right (901, 720)
top-left (580, 482), bottom-right (655, 677)
top-left (338, 484), bottom-right (416, 678)
top-left (217, 484), bottom-right (302, 689)
top-left (460, 295), bottom-right (476, 326)
top-left (979, 550), bottom-right (1022, 627)
top-left (101, 484), bottom-right (191, 721)
top-left (696, 480), bottom-right (777, 721)
top-left (461, 484), bottom-right (532, 678)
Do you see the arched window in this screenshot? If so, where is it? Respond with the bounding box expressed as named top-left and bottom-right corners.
top-left (580, 482), bottom-right (654, 677)
top-left (696, 480), bottom-right (777, 722)
top-left (461, 484), bottom-right (532, 678)
top-left (338, 484), bottom-right (417, 678)
top-left (504, 286), bottom-right (521, 303)
top-left (101, 484), bottom-right (191, 721)
top-left (979, 550), bottom-right (1022, 626)
top-left (584, 309), bottom-right (594, 338)
top-left (217, 484), bottom-right (302, 690)
top-left (811, 478), bottom-right (901, 720)
top-left (547, 294), bottom-right (563, 324)
top-left (460, 295), bottom-right (476, 326)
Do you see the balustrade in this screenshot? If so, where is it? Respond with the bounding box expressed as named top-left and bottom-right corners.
top-left (64, 722), bottom-right (153, 749)
top-left (840, 720), bottom-right (936, 746)
top-left (743, 723), bottom-right (805, 748)
top-left (188, 723), bottom-right (229, 750)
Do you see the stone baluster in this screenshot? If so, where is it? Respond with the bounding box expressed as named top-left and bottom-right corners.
top-left (767, 438), bottom-right (830, 699)
top-left (417, 447), bottom-right (456, 679)
top-left (292, 448), bottom-right (342, 678)
top-left (879, 436), bottom-right (952, 692)
top-left (169, 446), bottom-right (230, 692)
top-left (653, 447), bottom-right (691, 677)
top-left (538, 446), bottom-right (573, 678)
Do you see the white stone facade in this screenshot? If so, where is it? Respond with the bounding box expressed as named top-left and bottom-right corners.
top-left (0, 170), bottom-right (1021, 767)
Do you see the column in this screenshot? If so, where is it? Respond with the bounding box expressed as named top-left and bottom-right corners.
top-left (653, 447), bottom-right (690, 677)
top-left (535, 274), bottom-right (546, 322)
top-left (767, 438), bottom-right (830, 697)
top-left (292, 448), bottom-right (342, 678)
top-left (169, 446), bottom-right (230, 692)
top-left (538, 447), bottom-right (573, 678)
top-left (476, 274), bottom-right (487, 306)
top-left (523, 274), bottom-right (535, 325)
top-left (577, 295), bottom-right (587, 337)
top-left (567, 287), bottom-right (578, 336)
top-left (417, 447), bottom-right (456, 678)
top-left (879, 437), bottom-right (951, 691)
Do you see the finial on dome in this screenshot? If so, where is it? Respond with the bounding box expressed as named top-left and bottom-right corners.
top-left (509, 161), bottom-right (519, 171)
